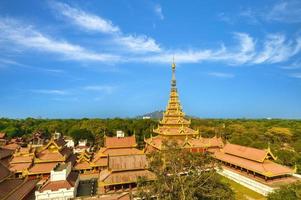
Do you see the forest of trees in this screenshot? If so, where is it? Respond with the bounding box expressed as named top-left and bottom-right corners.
top-left (1, 117), bottom-right (301, 172)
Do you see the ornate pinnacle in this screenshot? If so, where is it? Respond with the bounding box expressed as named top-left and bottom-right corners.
top-left (171, 59), bottom-right (176, 88)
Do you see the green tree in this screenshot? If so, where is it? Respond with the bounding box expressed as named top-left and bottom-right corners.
top-left (69, 128), bottom-right (95, 144)
top-left (137, 140), bottom-right (234, 200)
top-left (267, 181), bottom-right (301, 200)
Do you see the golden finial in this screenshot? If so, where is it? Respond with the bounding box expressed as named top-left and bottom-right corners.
top-left (171, 56), bottom-right (176, 88)
top-left (172, 56), bottom-right (176, 70)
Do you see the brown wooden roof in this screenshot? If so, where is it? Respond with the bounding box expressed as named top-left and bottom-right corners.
top-left (0, 178), bottom-right (38, 200)
top-left (101, 148), bottom-right (143, 156)
top-left (214, 151), bottom-right (293, 177)
top-left (0, 162), bottom-right (11, 182)
top-left (105, 136), bottom-right (137, 148)
top-left (0, 148), bottom-right (14, 160)
top-left (5, 179), bottom-right (38, 200)
top-left (109, 154), bottom-right (148, 171)
top-left (99, 169), bottom-right (155, 186)
top-left (223, 143), bottom-right (271, 162)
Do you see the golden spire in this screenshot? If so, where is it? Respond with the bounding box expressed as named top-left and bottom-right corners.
top-left (171, 57), bottom-right (176, 89)
top-left (152, 59), bottom-right (198, 138)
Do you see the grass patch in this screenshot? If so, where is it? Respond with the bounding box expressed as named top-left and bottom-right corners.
top-left (220, 176), bottom-right (267, 200)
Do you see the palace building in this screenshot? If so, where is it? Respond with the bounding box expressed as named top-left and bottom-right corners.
top-left (9, 134), bottom-right (75, 179)
top-left (97, 134), bottom-right (155, 194)
top-left (214, 143), bottom-right (294, 181)
top-left (144, 61), bottom-right (223, 153)
top-left (143, 61), bottom-right (296, 184)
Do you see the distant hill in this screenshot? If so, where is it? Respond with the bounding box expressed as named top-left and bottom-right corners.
top-left (137, 110), bottom-right (164, 120)
top-left (137, 110), bottom-right (197, 120)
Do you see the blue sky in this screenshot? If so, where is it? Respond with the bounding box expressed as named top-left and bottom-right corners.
top-left (0, 0), bottom-right (300, 119)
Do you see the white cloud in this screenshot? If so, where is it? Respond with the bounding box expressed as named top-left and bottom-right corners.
top-left (280, 61), bottom-right (301, 69)
top-left (137, 32), bottom-right (301, 65)
top-left (289, 73), bottom-right (301, 78)
top-left (253, 34), bottom-right (301, 64)
top-left (266, 1), bottom-right (301, 23)
top-left (208, 72), bottom-right (235, 78)
top-left (51, 2), bottom-right (161, 53)
top-left (154, 4), bottom-right (164, 20)
top-left (82, 85), bottom-right (116, 94)
top-left (31, 89), bottom-right (69, 95)
top-left (0, 18), bottom-right (119, 62)
top-left (52, 2), bottom-right (119, 34)
top-left (117, 35), bottom-right (161, 53)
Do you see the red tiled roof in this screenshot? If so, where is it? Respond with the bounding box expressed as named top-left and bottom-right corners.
top-left (36, 148), bottom-right (67, 161)
top-left (214, 151), bottom-right (293, 177)
top-left (105, 136), bottom-right (137, 148)
top-left (9, 162), bottom-right (32, 172)
top-left (28, 162), bottom-right (58, 174)
top-left (10, 155), bottom-right (34, 163)
top-left (39, 171), bottom-right (78, 192)
top-left (223, 143), bottom-right (269, 162)
top-left (93, 157), bottom-right (108, 166)
top-left (74, 161), bottom-right (92, 170)
top-left (2, 143), bottom-right (20, 151)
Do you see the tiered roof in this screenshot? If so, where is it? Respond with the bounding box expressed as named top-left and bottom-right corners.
top-left (74, 150), bottom-right (94, 170)
top-left (144, 62), bottom-right (224, 152)
top-left (214, 143), bottom-right (293, 178)
top-left (153, 62), bottom-right (198, 138)
top-left (93, 135), bottom-right (143, 168)
top-left (98, 135), bottom-right (155, 188)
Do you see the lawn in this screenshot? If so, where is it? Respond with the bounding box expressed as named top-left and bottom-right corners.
top-left (220, 176), bottom-right (267, 200)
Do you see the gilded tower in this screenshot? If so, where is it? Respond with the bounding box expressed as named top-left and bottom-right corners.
top-left (143, 61), bottom-right (224, 153)
top-left (153, 61), bottom-right (198, 138)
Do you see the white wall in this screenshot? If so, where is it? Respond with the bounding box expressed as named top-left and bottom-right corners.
top-left (35, 173), bottom-right (79, 200)
top-left (50, 163), bottom-right (71, 181)
top-left (35, 187), bottom-right (75, 200)
top-left (217, 168), bottom-right (274, 196)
